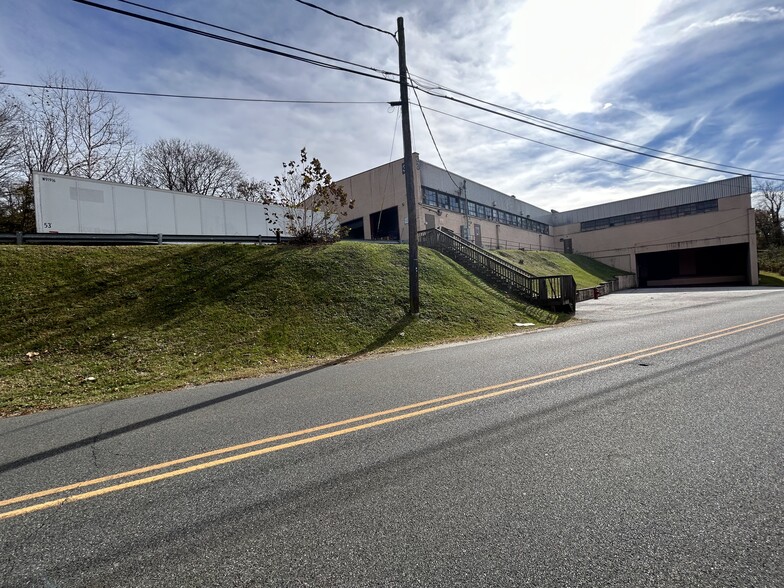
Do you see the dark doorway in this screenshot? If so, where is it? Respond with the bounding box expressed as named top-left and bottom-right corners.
top-left (424, 213), bottom-right (436, 230)
top-left (341, 217), bottom-right (365, 240)
top-left (636, 243), bottom-right (749, 287)
top-left (369, 206), bottom-right (400, 240)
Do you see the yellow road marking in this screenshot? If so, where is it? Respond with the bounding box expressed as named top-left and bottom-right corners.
top-left (2, 314), bottom-right (783, 521)
top-left (4, 313), bottom-right (779, 508)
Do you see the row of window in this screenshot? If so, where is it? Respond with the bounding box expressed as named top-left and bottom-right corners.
top-left (580, 199), bottom-right (719, 232)
top-left (422, 186), bottom-right (549, 235)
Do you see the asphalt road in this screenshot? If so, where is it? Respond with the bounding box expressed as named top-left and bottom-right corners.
top-left (1, 287), bottom-right (783, 587)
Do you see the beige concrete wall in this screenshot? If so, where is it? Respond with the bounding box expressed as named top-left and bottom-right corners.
top-left (336, 162), bottom-right (758, 285)
top-left (551, 193), bottom-right (758, 284)
top-left (335, 156), bottom-right (419, 241)
top-left (337, 155), bottom-right (556, 249)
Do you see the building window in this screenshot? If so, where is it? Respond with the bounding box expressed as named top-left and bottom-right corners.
top-left (580, 199), bottom-right (719, 232)
top-left (420, 185), bottom-right (551, 235)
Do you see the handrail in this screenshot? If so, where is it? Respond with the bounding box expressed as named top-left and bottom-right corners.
top-left (418, 227), bottom-right (576, 312)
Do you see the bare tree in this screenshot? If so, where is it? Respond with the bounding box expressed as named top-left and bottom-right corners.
top-left (755, 181), bottom-right (784, 248)
top-left (137, 138), bottom-right (245, 197)
top-left (0, 75), bottom-right (18, 188)
top-left (265, 147), bottom-right (354, 243)
top-left (0, 72), bottom-right (27, 232)
top-left (17, 73), bottom-right (136, 183)
top-left (234, 177), bottom-right (271, 202)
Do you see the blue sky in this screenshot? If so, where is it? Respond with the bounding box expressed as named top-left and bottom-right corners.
top-left (1, 0), bottom-right (783, 211)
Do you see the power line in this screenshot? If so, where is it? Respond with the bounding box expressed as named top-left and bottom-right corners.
top-left (412, 82), bottom-right (784, 181)
top-left (419, 104), bottom-right (698, 183)
top-left (410, 73), bottom-right (784, 180)
top-left (1, 81), bottom-right (388, 105)
top-left (291, 0), bottom-right (396, 39)
top-left (117, 0), bottom-right (397, 78)
top-left (376, 106), bottom-right (401, 235)
top-left (409, 72), bottom-right (461, 191)
top-left (72, 0), bottom-right (784, 182)
top-left (72, 0), bottom-right (400, 86)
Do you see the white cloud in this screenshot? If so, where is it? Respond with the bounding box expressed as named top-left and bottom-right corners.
top-left (684, 6), bottom-right (784, 32)
top-left (496, 0), bottom-right (664, 113)
top-left (1, 0), bottom-right (782, 212)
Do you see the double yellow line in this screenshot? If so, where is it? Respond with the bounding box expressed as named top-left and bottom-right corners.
top-left (2, 313), bottom-right (783, 521)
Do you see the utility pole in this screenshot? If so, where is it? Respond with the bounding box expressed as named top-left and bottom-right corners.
top-left (397, 16), bottom-right (419, 315)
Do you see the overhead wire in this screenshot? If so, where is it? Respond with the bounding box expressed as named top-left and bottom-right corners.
top-left (412, 82), bottom-right (784, 182)
top-left (376, 105), bottom-right (401, 235)
top-left (408, 72), bottom-right (461, 191)
top-left (116, 0), bottom-right (397, 78)
top-left (73, 1), bottom-right (783, 182)
top-left (419, 104), bottom-right (698, 183)
top-left (1, 81), bottom-right (388, 105)
top-left (290, 0), bottom-right (397, 39)
top-left (72, 0), bottom-right (399, 86)
top-left (408, 72), bottom-right (784, 179)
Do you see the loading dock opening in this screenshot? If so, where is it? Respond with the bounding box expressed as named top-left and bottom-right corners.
top-left (341, 217), bottom-right (365, 240)
top-left (636, 243), bottom-right (750, 287)
top-left (369, 206), bottom-right (400, 241)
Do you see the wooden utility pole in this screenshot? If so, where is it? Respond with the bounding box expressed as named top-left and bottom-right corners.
top-left (397, 16), bottom-right (419, 315)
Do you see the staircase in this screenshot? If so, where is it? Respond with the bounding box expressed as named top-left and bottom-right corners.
top-left (418, 228), bottom-right (576, 312)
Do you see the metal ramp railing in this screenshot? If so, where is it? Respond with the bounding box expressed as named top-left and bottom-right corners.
top-left (418, 227), bottom-right (576, 312)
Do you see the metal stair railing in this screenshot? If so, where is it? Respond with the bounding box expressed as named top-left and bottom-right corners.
top-left (418, 227), bottom-right (576, 312)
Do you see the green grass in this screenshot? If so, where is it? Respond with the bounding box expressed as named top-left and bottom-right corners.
top-left (493, 250), bottom-right (630, 289)
top-left (759, 271), bottom-right (784, 287)
top-left (0, 242), bottom-right (564, 415)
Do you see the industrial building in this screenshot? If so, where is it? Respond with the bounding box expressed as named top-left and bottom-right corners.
top-left (336, 154), bottom-right (759, 287)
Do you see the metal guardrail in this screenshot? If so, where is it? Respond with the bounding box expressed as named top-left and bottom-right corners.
top-left (0, 232), bottom-right (293, 245)
top-left (418, 228), bottom-right (576, 312)
top-left (576, 274), bottom-right (637, 302)
top-left (476, 236), bottom-right (563, 253)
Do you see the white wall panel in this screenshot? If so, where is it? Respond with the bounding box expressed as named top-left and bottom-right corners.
top-left (224, 200), bottom-right (248, 235)
top-left (73, 181), bottom-right (114, 233)
top-left (113, 185), bottom-right (148, 233)
top-left (200, 198), bottom-right (225, 235)
top-left (35, 175), bottom-right (80, 232)
top-left (173, 193), bottom-right (202, 234)
top-left (146, 192), bottom-right (177, 234)
top-left (245, 203), bottom-right (268, 236)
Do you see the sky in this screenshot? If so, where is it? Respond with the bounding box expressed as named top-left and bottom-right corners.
top-left (1, 0), bottom-right (783, 211)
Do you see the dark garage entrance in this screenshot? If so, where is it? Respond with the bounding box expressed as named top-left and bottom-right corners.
top-left (341, 217), bottom-right (365, 240)
top-left (636, 243), bottom-right (750, 287)
top-left (369, 206), bottom-right (400, 240)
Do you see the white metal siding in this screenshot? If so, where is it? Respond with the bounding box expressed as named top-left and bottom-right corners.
top-left (33, 172), bottom-right (334, 236)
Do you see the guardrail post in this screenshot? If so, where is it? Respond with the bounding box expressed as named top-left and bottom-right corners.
top-left (157, 233), bottom-right (163, 245)
top-left (16, 232), bottom-right (23, 245)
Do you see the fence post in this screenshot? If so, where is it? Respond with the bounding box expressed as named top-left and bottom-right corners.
top-left (538, 278), bottom-right (547, 302)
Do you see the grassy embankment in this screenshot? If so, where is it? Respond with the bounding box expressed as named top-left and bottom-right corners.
top-left (0, 242), bottom-right (565, 416)
top-left (758, 247), bottom-right (784, 286)
top-left (494, 250), bottom-right (630, 289)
